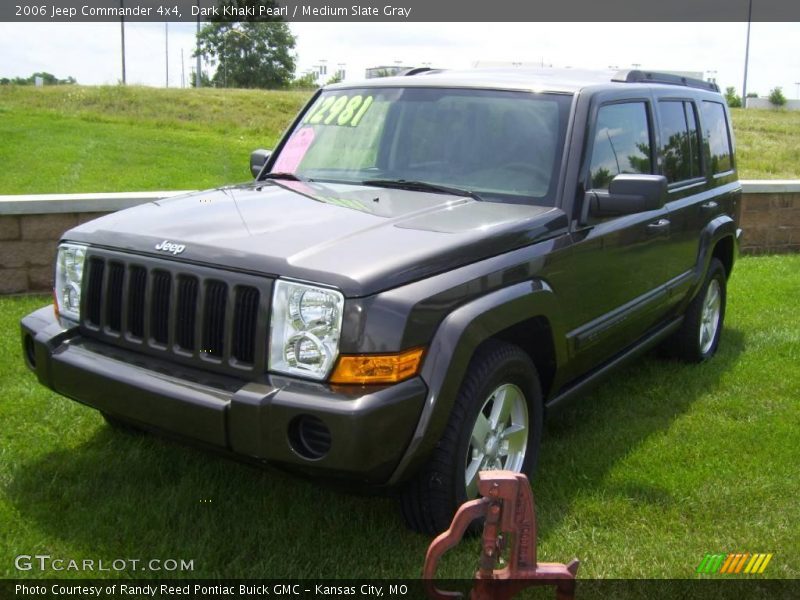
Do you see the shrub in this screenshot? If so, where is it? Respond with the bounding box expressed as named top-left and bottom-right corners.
top-left (769, 87), bottom-right (787, 107)
top-left (724, 87), bottom-right (742, 108)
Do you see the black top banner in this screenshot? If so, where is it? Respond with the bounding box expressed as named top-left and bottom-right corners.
top-left (4, 0), bottom-right (800, 23)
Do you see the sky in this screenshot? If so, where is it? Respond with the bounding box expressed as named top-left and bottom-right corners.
top-left (0, 21), bottom-right (799, 99)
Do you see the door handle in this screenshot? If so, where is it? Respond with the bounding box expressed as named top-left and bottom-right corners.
top-left (701, 200), bottom-right (719, 212)
top-left (647, 218), bottom-right (671, 235)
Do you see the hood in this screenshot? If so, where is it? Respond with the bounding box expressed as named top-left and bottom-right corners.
top-left (66, 181), bottom-right (568, 297)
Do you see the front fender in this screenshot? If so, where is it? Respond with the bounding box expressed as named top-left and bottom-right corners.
top-left (387, 279), bottom-right (564, 485)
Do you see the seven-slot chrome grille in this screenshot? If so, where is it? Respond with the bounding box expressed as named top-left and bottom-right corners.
top-left (81, 249), bottom-right (271, 377)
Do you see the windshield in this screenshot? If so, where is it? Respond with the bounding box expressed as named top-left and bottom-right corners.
top-left (269, 87), bottom-right (572, 206)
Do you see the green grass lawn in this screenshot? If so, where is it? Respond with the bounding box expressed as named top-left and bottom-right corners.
top-left (0, 85), bottom-right (311, 193)
top-left (1, 255), bottom-right (797, 580)
top-left (0, 86), bottom-right (799, 195)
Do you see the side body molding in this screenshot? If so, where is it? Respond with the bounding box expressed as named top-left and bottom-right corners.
top-left (388, 279), bottom-right (565, 485)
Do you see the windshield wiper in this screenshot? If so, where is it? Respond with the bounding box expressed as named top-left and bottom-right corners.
top-left (362, 179), bottom-right (483, 202)
top-left (262, 172), bottom-right (311, 182)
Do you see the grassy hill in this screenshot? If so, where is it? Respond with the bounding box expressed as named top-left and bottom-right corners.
top-left (0, 85), bottom-right (311, 194)
top-left (0, 85), bottom-right (798, 194)
top-left (730, 107), bottom-right (800, 179)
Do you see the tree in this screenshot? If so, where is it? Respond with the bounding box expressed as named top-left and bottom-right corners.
top-left (190, 69), bottom-right (212, 88)
top-left (1, 72), bottom-right (76, 85)
top-left (768, 86), bottom-right (787, 107)
top-left (194, 2), bottom-right (296, 89)
top-left (724, 86), bottom-right (741, 108)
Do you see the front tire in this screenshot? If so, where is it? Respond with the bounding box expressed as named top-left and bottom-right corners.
top-left (399, 340), bottom-right (543, 534)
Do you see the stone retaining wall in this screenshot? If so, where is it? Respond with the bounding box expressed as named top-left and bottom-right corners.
top-left (0, 212), bottom-right (110, 294)
top-left (739, 184), bottom-right (800, 254)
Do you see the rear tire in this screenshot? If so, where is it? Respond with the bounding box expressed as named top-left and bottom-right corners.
top-left (399, 340), bottom-right (543, 534)
top-left (663, 257), bottom-right (727, 362)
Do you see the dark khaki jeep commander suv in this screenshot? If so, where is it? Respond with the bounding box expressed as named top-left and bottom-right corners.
top-left (21, 68), bottom-right (741, 534)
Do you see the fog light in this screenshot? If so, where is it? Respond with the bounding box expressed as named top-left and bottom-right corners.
top-left (288, 415), bottom-right (332, 460)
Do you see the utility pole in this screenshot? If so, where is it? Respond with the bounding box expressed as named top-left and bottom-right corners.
top-left (195, 1), bottom-right (202, 87)
top-left (742, 0), bottom-right (752, 108)
top-left (181, 48), bottom-right (185, 88)
top-left (165, 23), bottom-right (169, 88)
top-left (119, 0), bottom-right (126, 84)
top-left (795, 82), bottom-right (800, 99)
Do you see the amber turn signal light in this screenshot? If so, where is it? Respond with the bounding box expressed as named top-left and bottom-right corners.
top-left (330, 347), bottom-right (425, 385)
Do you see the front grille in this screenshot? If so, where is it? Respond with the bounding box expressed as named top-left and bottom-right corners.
top-left (151, 270), bottom-right (171, 345)
top-left (176, 275), bottom-right (198, 351)
top-left (233, 286), bottom-right (260, 364)
top-left (203, 280), bottom-right (227, 358)
top-left (127, 266), bottom-right (147, 337)
top-left (81, 251), bottom-right (270, 375)
top-left (106, 262), bottom-right (125, 332)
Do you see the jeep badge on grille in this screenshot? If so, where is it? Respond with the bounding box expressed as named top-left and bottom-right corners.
top-left (155, 240), bottom-right (186, 255)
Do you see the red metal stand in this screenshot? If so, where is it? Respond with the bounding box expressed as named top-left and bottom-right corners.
top-left (423, 471), bottom-right (579, 600)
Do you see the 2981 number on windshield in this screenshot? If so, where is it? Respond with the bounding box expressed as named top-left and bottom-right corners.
top-left (303, 95), bottom-right (374, 127)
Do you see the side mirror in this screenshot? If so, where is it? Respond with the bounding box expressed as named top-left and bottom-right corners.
top-left (588, 174), bottom-right (667, 218)
top-left (250, 149), bottom-right (272, 179)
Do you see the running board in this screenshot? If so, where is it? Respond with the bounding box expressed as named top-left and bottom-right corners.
top-left (545, 316), bottom-right (683, 413)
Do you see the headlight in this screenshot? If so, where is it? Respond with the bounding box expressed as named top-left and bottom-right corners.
top-left (269, 280), bottom-right (344, 380)
top-left (54, 243), bottom-right (88, 322)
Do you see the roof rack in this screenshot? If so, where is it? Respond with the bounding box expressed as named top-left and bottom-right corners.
top-left (402, 67), bottom-right (442, 76)
top-left (612, 70), bottom-right (719, 92)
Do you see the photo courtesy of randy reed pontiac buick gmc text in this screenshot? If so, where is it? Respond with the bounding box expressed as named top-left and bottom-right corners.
top-left (14, 583), bottom-right (397, 596)
top-left (21, 67), bottom-right (741, 534)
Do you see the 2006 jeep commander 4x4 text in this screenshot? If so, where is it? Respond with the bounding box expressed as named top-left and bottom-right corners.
top-left (21, 68), bottom-right (741, 534)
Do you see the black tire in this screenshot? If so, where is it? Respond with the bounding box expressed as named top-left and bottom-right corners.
top-left (399, 340), bottom-right (543, 535)
top-left (663, 257), bottom-right (727, 362)
top-left (102, 412), bottom-right (144, 435)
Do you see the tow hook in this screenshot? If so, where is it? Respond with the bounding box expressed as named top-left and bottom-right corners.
top-left (423, 470), bottom-right (580, 600)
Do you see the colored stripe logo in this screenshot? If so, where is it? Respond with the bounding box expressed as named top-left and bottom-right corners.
top-left (696, 553), bottom-right (773, 574)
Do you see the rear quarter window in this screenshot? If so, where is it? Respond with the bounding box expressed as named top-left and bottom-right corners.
top-left (702, 101), bottom-right (734, 174)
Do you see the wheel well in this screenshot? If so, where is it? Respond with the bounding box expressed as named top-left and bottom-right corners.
top-left (490, 316), bottom-right (557, 399)
top-left (711, 235), bottom-right (734, 278)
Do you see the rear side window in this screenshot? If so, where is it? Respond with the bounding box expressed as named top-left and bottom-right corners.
top-left (588, 102), bottom-right (652, 190)
top-left (702, 101), bottom-right (734, 174)
top-left (658, 100), bottom-right (703, 183)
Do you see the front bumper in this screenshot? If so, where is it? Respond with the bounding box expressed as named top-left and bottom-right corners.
top-left (21, 306), bottom-right (427, 484)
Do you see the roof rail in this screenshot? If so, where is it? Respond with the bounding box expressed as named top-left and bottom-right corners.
top-left (612, 70), bottom-right (720, 92)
